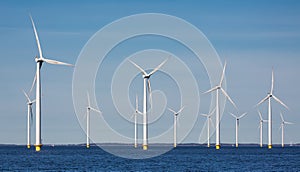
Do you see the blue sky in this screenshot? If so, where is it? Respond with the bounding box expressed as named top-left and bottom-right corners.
top-left (0, 0), bottom-right (300, 145)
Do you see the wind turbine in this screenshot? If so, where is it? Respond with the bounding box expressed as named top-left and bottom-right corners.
top-left (129, 59), bottom-right (167, 150)
top-left (30, 15), bottom-right (73, 151)
top-left (256, 69), bottom-right (289, 149)
top-left (22, 90), bottom-right (35, 149)
top-left (203, 61), bottom-right (237, 149)
top-left (257, 110), bottom-right (268, 147)
top-left (131, 95), bottom-right (142, 148)
top-left (279, 112), bottom-right (293, 148)
top-left (86, 92), bottom-right (102, 148)
top-left (229, 112), bottom-right (247, 148)
top-left (200, 108), bottom-right (215, 148)
top-left (168, 106), bottom-right (185, 148)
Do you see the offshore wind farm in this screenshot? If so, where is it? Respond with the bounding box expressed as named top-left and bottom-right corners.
top-left (23, 15), bottom-right (295, 152)
top-left (0, 0), bottom-right (300, 171)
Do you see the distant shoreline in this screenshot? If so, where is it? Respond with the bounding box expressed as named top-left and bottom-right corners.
top-left (1, 143), bottom-right (300, 147)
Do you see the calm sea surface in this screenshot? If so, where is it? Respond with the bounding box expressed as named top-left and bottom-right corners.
top-left (0, 145), bottom-right (299, 171)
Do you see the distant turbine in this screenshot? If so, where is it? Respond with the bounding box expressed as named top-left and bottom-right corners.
top-left (279, 112), bottom-right (293, 148)
top-left (30, 15), bottom-right (73, 151)
top-left (131, 95), bottom-right (142, 148)
top-left (229, 112), bottom-right (247, 148)
top-left (22, 90), bottom-right (35, 149)
top-left (256, 69), bottom-right (289, 149)
top-left (203, 61), bottom-right (237, 149)
top-left (168, 106), bottom-right (185, 148)
top-left (200, 108), bottom-right (215, 147)
top-left (86, 92), bottom-right (102, 148)
top-left (257, 110), bottom-right (268, 147)
top-left (129, 59), bottom-right (167, 150)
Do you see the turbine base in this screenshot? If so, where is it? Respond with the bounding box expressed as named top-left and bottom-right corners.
top-left (27, 145), bottom-right (30, 149)
top-left (134, 144), bottom-right (137, 148)
top-left (236, 144), bottom-right (239, 148)
top-left (143, 145), bottom-right (148, 150)
top-left (216, 145), bottom-right (220, 150)
top-left (34, 144), bottom-right (42, 152)
top-left (268, 145), bottom-right (272, 149)
top-left (174, 143), bottom-right (177, 148)
top-left (87, 144), bottom-right (90, 148)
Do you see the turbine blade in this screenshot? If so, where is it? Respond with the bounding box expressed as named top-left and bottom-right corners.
top-left (43, 58), bottom-right (74, 66)
top-left (279, 124), bottom-right (283, 130)
top-left (29, 15), bottom-right (43, 59)
top-left (257, 110), bottom-right (263, 120)
top-left (200, 114), bottom-right (208, 117)
top-left (229, 112), bottom-right (237, 119)
top-left (220, 87), bottom-right (237, 109)
top-left (22, 89), bottom-right (31, 102)
top-left (280, 112), bottom-right (284, 122)
top-left (271, 69), bottom-right (274, 94)
top-left (202, 86), bottom-right (218, 95)
top-left (219, 61), bottom-right (227, 86)
top-left (148, 58), bottom-right (168, 76)
top-left (177, 106), bottom-right (185, 114)
top-left (87, 92), bottom-right (91, 107)
top-left (130, 113), bottom-right (135, 119)
top-left (137, 110), bottom-right (143, 115)
top-left (168, 108), bottom-right (177, 114)
top-left (285, 122), bottom-right (293, 125)
top-left (239, 112), bottom-right (247, 119)
top-left (90, 107), bottom-right (102, 114)
top-left (272, 95), bottom-right (289, 110)
top-left (29, 72), bottom-right (36, 96)
top-left (209, 108), bottom-right (216, 116)
top-left (129, 60), bottom-right (147, 76)
top-left (30, 105), bottom-right (33, 125)
top-left (209, 117), bottom-right (215, 129)
top-left (256, 95), bottom-right (269, 107)
top-left (147, 79), bottom-right (152, 108)
top-left (135, 94), bottom-right (138, 112)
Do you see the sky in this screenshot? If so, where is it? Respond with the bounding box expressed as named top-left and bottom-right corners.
top-left (0, 0), bottom-right (300, 145)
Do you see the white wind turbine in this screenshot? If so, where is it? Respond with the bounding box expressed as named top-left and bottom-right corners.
top-left (203, 61), bottom-right (237, 149)
top-left (200, 108), bottom-right (215, 148)
top-left (129, 59), bottom-right (167, 150)
top-left (256, 69), bottom-right (289, 149)
top-left (168, 106), bottom-right (185, 148)
top-left (257, 110), bottom-right (268, 147)
top-left (30, 15), bottom-right (73, 151)
top-left (131, 95), bottom-right (142, 148)
top-left (279, 112), bottom-right (293, 148)
top-left (22, 90), bottom-right (35, 149)
top-left (86, 92), bottom-right (102, 148)
top-left (229, 112), bottom-right (247, 148)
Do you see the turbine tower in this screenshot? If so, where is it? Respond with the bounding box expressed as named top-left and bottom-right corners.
top-left (200, 109), bottom-right (215, 147)
top-left (168, 106), bottom-right (185, 148)
top-left (129, 59), bottom-right (167, 150)
top-left (86, 92), bottom-right (102, 148)
top-left (30, 15), bottom-right (73, 151)
top-left (203, 61), bottom-right (237, 149)
top-left (256, 69), bottom-right (289, 149)
top-left (279, 112), bottom-right (293, 148)
top-left (132, 95), bottom-right (142, 148)
top-left (22, 90), bottom-right (35, 149)
top-left (229, 112), bottom-right (247, 148)
top-left (257, 110), bottom-right (268, 147)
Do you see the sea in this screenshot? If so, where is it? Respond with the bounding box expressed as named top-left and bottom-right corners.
top-left (0, 144), bottom-right (299, 171)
